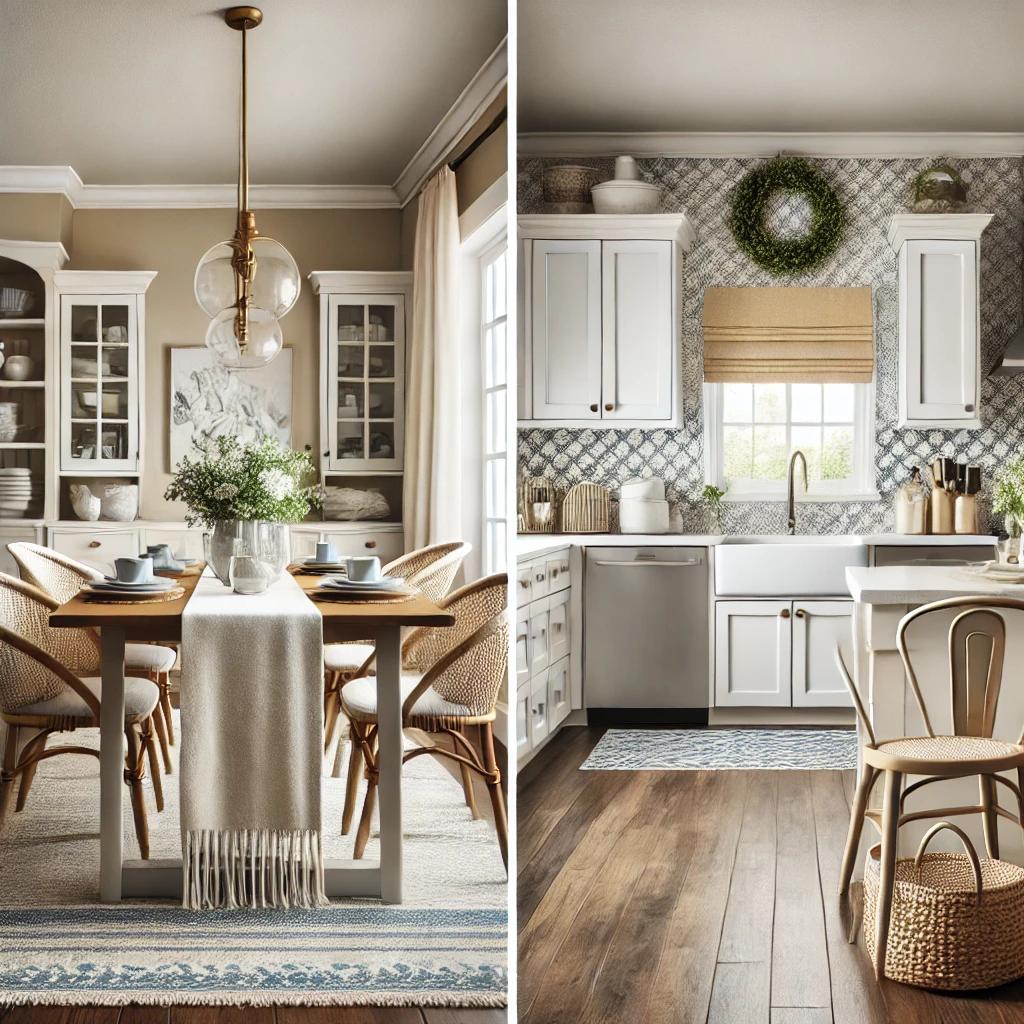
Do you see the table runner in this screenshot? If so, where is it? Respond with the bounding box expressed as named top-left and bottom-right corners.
top-left (179, 570), bottom-right (327, 909)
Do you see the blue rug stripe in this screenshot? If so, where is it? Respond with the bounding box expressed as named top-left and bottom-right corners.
top-left (580, 728), bottom-right (858, 771)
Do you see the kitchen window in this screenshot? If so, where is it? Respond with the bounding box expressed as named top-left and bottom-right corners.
top-left (704, 381), bottom-right (877, 500)
top-left (481, 241), bottom-right (508, 573)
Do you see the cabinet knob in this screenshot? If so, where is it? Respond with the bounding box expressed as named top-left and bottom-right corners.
top-left (779, 609), bottom-right (791, 619)
top-left (89, 541), bottom-right (101, 548)
top-left (965, 404), bottom-right (975, 413)
top-left (795, 609), bottom-right (807, 618)
top-left (605, 403), bottom-right (613, 411)
top-left (364, 541), bottom-right (377, 549)
top-left (590, 404), bottom-right (598, 412)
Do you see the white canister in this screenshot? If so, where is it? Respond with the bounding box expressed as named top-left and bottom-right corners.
top-left (619, 498), bottom-right (670, 534)
top-left (614, 155), bottom-right (640, 180)
top-left (620, 476), bottom-right (665, 501)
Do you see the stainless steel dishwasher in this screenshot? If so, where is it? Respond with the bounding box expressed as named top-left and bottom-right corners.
top-left (584, 547), bottom-right (709, 725)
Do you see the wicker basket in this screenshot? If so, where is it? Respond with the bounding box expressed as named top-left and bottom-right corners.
top-left (519, 476), bottom-right (558, 533)
top-left (561, 482), bottom-right (610, 534)
top-left (864, 822), bottom-right (1024, 990)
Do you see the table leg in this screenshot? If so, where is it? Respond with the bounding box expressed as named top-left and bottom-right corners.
top-left (99, 626), bottom-right (126, 903)
top-left (376, 624), bottom-right (403, 904)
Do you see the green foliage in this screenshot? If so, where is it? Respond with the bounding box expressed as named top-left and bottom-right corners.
top-left (729, 157), bottom-right (845, 275)
top-left (164, 434), bottom-right (322, 529)
top-left (702, 484), bottom-right (726, 506)
top-left (993, 456), bottom-right (1024, 526)
top-left (911, 163), bottom-right (966, 204)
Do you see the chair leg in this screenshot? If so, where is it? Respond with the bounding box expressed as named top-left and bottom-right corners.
top-left (354, 729), bottom-right (379, 859)
top-left (140, 717), bottom-right (164, 813)
top-left (342, 721), bottom-right (364, 836)
top-left (14, 730), bottom-right (48, 813)
top-left (481, 722), bottom-right (508, 872)
top-left (160, 673), bottom-right (174, 746)
top-left (839, 765), bottom-right (876, 896)
top-left (324, 677), bottom-right (340, 757)
top-left (1017, 767), bottom-right (1024, 846)
top-left (455, 728), bottom-right (481, 820)
top-left (873, 769), bottom-right (902, 981)
top-left (125, 724), bottom-right (150, 860)
top-left (0, 724), bottom-right (19, 826)
top-left (151, 700), bottom-right (173, 775)
top-left (981, 774), bottom-right (1000, 859)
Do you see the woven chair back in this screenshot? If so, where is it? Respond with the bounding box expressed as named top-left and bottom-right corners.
top-left (384, 542), bottom-right (471, 603)
top-left (8, 543), bottom-right (101, 605)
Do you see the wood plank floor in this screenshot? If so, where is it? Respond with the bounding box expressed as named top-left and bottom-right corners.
top-left (0, 1008), bottom-right (504, 1024)
top-left (518, 727), bottom-right (1024, 1024)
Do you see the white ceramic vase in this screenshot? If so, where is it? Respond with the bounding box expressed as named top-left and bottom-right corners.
top-left (100, 483), bottom-right (139, 521)
top-left (70, 483), bottom-right (101, 521)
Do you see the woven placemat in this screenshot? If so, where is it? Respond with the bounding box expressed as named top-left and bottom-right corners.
top-left (309, 590), bottom-right (416, 605)
top-left (155, 563), bottom-right (204, 578)
top-left (82, 586), bottom-right (186, 605)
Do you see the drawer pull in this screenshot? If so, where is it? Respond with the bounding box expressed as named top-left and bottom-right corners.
top-left (364, 541), bottom-right (377, 549)
top-left (779, 609), bottom-right (791, 620)
top-left (89, 541), bottom-right (101, 548)
top-left (517, 633), bottom-right (528, 643)
top-left (605, 403), bottom-right (613, 411)
top-left (535, 572), bottom-right (545, 582)
top-left (550, 568), bottom-right (558, 579)
top-left (795, 609), bottom-right (807, 618)
top-left (520, 579), bottom-right (531, 589)
top-left (553, 622), bottom-right (564, 632)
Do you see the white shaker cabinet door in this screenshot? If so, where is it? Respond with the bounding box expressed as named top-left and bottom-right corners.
top-left (714, 601), bottom-right (793, 707)
top-left (531, 240), bottom-right (602, 420)
top-left (792, 600), bottom-right (855, 708)
top-left (601, 240), bottom-right (673, 420)
top-left (899, 238), bottom-right (979, 427)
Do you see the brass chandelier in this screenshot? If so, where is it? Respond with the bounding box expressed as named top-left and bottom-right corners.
top-left (194, 6), bottom-right (300, 369)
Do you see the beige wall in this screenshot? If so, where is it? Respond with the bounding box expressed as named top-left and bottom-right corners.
top-left (0, 193), bottom-right (74, 251)
top-left (455, 119), bottom-right (507, 215)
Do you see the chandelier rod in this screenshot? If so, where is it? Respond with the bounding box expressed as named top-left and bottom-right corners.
top-left (239, 19), bottom-right (249, 217)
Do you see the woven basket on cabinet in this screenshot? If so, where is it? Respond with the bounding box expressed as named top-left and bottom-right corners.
top-left (863, 822), bottom-right (1024, 990)
top-left (561, 482), bottom-right (610, 534)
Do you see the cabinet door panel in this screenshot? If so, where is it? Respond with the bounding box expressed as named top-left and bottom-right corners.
top-left (714, 600), bottom-right (792, 707)
top-left (548, 656), bottom-right (571, 730)
top-left (516, 682), bottom-right (531, 761)
top-left (792, 600), bottom-right (855, 708)
top-left (531, 240), bottom-right (602, 419)
top-left (528, 602), bottom-right (550, 676)
top-left (515, 607), bottom-right (532, 690)
top-left (901, 239), bottom-right (978, 424)
top-left (601, 240), bottom-right (673, 420)
top-left (529, 669), bottom-right (550, 747)
top-left (549, 587), bottom-right (570, 664)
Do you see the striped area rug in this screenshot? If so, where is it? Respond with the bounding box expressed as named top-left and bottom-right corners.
top-left (580, 728), bottom-right (859, 771)
top-left (0, 714), bottom-right (507, 1007)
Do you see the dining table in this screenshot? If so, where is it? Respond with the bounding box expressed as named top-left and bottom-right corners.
top-left (48, 567), bottom-right (455, 905)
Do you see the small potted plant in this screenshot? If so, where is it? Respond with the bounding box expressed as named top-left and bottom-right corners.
top-left (165, 434), bottom-right (322, 584)
top-left (703, 484), bottom-right (726, 533)
top-left (993, 457), bottom-right (1024, 561)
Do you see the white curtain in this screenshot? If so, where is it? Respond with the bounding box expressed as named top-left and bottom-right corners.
top-left (404, 165), bottom-right (462, 551)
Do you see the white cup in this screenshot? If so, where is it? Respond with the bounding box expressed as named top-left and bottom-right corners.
top-left (114, 555), bottom-right (154, 583)
top-left (614, 155), bottom-right (640, 180)
top-left (346, 556), bottom-right (381, 582)
top-left (315, 541), bottom-right (338, 563)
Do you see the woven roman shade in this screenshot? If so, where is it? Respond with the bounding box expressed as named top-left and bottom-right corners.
top-left (702, 286), bottom-right (874, 383)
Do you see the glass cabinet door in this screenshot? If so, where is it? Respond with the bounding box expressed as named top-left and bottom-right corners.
top-left (326, 293), bottom-right (405, 472)
top-left (61, 294), bottom-right (139, 472)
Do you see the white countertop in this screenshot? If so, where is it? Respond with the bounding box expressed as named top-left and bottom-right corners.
top-left (847, 565), bottom-right (1024, 604)
top-left (517, 532), bottom-right (997, 559)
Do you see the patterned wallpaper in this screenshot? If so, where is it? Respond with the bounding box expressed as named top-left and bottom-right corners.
top-left (517, 156), bottom-right (1024, 535)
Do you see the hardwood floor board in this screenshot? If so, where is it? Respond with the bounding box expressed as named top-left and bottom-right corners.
top-left (707, 955), bottom-right (771, 1024)
top-left (809, 770), bottom-right (888, 1024)
top-left (517, 771), bottom-right (656, 1019)
top-left (119, 1010), bottom-right (169, 1024)
top-left (770, 1009), bottom-right (832, 1024)
top-left (518, 727), bottom-right (600, 804)
top-left (517, 767), bottom-right (633, 927)
top-left (422, 1011), bottom-right (506, 1024)
top-left (3, 1012), bottom-right (120, 1024)
top-left (575, 772), bottom-right (705, 1024)
top-left (881, 982), bottom-right (1000, 1024)
top-left (278, 1010), bottom-right (424, 1024)
top-left (641, 770), bottom-right (750, 1024)
top-left (771, 772), bottom-right (832, 1012)
top-left (718, 772), bottom-right (779, 964)
top-left (523, 772), bottom-right (690, 1024)
top-left (169, 1011), bottom-right (273, 1024)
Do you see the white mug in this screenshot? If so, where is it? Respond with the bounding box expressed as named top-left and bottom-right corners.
top-left (346, 556), bottom-right (381, 582)
top-left (114, 555), bottom-right (154, 583)
top-left (315, 541), bottom-right (338, 563)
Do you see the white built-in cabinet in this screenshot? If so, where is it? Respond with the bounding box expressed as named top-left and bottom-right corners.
top-left (518, 214), bottom-right (694, 427)
top-left (888, 214), bottom-right (992, 429)
top-left (715, 599), bottom-right (853, 708)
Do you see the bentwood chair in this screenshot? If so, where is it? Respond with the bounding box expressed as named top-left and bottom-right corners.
top-left (0, 573), bottom-right (163, 856)
top-left (835, 595), bottom-right (1024, 979)
top-left (322, 541), bottom-right (472, 760)
top-left (9, 543), bottom-right (178, 773)
top-left (340, 573), bottom-right (509, 872)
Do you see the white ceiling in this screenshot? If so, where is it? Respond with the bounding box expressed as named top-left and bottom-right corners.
top-left (0, 0), bottom-right (505, 185)
top-left (519, 0), bottom-right (1024, 135)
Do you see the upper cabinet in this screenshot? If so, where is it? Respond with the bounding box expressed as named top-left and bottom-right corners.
top-left (55, 272), bottom-right (155, 474)
top-left (888, 214), bottom-right (992, 429)
top-left (309, 271), bottom-right (412, 475)
top-left (519, 214), bottom-right (695, 427)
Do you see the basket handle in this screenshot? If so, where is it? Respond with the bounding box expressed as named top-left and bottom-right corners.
top-left (913, 821), bottom-right (983, 906)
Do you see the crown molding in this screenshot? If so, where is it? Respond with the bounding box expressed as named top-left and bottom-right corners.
top-left (887, 212), bottom-right (994, 251)
top-left (308, 269), bottom-right (413, 295)
top-left (519, 212), bottom-right (696, 251)
top-left (459, 172), bottom-right (508, 242)
top-left (392, 37), bottom-right (507, 207)
top-left (517, 131), bottom-right (1024, 159)
top-left (53, 269), bottom-right (158, 292)
top-left (0, 165), bottom-right (84, 205)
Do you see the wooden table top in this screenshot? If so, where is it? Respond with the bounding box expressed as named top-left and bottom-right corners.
top-left (49, 564), bottom-right (454, 642)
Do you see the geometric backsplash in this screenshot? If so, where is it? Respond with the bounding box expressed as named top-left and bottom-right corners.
top-left (517, 155), bottom-right (1024, 535)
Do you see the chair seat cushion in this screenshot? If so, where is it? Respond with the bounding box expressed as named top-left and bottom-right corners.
top-left (868, 735), bottom-right (1024, 771)
top-left (341, 674), bottom-right (474, 724)
top-left (324, 643), bottom-right (376, 675)
top-left (125, 643), bottom-right (176, 674)
top-left (13, 675), bottom-right (160, 721)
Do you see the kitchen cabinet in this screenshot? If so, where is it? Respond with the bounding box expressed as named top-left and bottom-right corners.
top-left (888, 214), bottom-right (992, 429)
top-left (714, 598), bottom-right (854, 708)
top-left (548, 656), bottom-right (571, 731)
top-left (518, 214), bottom-right (694, 427)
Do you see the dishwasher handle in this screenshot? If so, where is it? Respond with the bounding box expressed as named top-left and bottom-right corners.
top-left (592, 558), bottom-right (702, 567)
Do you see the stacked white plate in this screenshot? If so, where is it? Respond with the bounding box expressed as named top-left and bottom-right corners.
top-left (318, 575), bottom-right (405, 592)
top-left (0, 468), bottom-right (40, 514)
top-left (84, 576), bottom-right (178, 594)
top-left (963, 561), bottom-right (1024, 583)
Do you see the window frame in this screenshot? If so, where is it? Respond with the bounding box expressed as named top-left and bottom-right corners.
top-left (703, 381), bottom-right (879, 502)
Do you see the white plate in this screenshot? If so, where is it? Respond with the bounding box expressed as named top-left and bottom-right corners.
top-left (302, 559), bottom-right (349, 570)
top-left (318, 576), bottom-right (405, 590)
top-left (0, 468), bottom-right (31, 476)
top-left (88, 578), bottom-right (176, 592)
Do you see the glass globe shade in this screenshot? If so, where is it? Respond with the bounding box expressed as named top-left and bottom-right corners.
top-left (205, 305), bottom-right (284, 370)
top-left (249, 237), bottom-right (301, 319)
top-left (194, 241), bottom-right (237, 318)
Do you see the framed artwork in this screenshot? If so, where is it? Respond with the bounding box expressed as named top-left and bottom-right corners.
top-left (170, 347), bottom-right (292, 469)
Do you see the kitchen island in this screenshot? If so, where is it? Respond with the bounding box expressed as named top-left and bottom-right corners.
top-left (846, 564), bottom-right (1024, 863)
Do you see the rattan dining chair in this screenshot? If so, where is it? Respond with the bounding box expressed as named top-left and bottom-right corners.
top-left (322, 541), bottom-right (472, 761)
top-left (0, 573), bottom-right (163, 856)
top-left (835, 595), bottom-right (1024, 980)
top-left (340, 573), bottom-right (509, 872)
top-left (9, 542), bottom-right (178, 773)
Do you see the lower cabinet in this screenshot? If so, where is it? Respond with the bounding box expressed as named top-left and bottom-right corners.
top-left (50, 527), bottom-right (142, 576)
top-left (715, 599), bottom-right (853, 709)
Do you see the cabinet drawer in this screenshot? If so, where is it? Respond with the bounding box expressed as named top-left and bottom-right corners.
top-left (516, 683), bottom-right (531, 761)
top-left (528, 603), bottom-right (550, 676)
top-left (50, 528), bottom-right (142, 577)
top-left (529, 559), bottom-right (551, 599)
top-left (290, 529), bottom-right (322, 561)
top-left (515, 607), bottom-right (531, 689)
top-left (549, 588), bottom-right (570, 664)
top-left (516, 563), bottom-right (534, 605)
top-left (322, 529), bottom-right (403, 566)
top-left (546, 554), bottom-right (570, 593)
top-left (530, 669), bottom-right (550, 748)
top-left (548, 656), bottom-right (571, 730)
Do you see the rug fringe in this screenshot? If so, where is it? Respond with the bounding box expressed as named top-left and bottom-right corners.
top-left (0, 991), bottom-right (508, 1008)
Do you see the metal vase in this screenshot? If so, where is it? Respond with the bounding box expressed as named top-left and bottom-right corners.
top-left (202, 520), bottom-right (291, 587)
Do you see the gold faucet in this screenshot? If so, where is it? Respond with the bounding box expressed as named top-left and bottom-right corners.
top-left (787, 450), bottom-right (808, 535)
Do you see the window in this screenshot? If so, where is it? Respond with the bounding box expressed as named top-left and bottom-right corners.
top-left (705, 381), bottom-right (876, 499)
top-left (482, 242), bottom-right (508, 573)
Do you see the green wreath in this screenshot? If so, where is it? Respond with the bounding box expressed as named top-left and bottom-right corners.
top-left (729, 157), bottom-right (844, 275)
